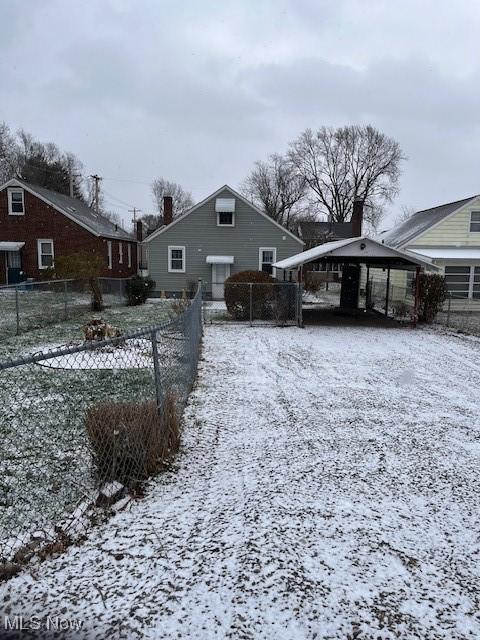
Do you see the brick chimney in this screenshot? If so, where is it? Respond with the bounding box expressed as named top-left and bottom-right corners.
top-left (351, 198), bottom-right (364, 237)
top-left (136, 220), bottom-right (143, 241)
top-left (163, 196), bottom-right (173, 226)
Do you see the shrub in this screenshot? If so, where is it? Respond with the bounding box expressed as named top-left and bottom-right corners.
top-left (224, 270), bottom-right (276, 320)
top-left (85, 391), bottom-right (180, 486)
top-left (417, 273), bottom-right (448, 323)
top-left (126, 275), bottom-right (156, 306)
top-left (46, 251), bottom-right (104, 311)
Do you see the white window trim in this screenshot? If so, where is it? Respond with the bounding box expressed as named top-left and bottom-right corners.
top-left (8, 188), bottom-right (25, 216)
top-left (469, 211), bottom-right (480, 233)
top-left (37, 239), bottom-right (54, 270)
top-left (127, 243), bottom-right (132, 268)
top-left (258, 247), bottom-right (277, 276)
top-left (119, 242), bottom-right (123, 264)
top-left (168, 245), bottom-right (186, 273)
top-left (107, 241), bottom-right (113, 270)
top-left (217, 211), bottom-right (235, 227)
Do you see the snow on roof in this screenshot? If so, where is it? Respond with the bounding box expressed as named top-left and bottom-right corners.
top-left (273, 236), bottom-right (437, 270)
top-left (409, 248), bottom-right (480, 260)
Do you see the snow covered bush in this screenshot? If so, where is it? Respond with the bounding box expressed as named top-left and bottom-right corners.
top-left (417, 273), bottom-right (448, 323)
top-left (224, 270), bottom-right (276, 320)
top-left (85, 391), bottom-right (180, 486)
top-left (126, 275), bottom-right (156, 306)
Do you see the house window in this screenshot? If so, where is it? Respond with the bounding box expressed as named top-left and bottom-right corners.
top-left (470, 212), bottom-right (480, 232)
top-left (168, 246), bottom-right (185, 272)
top-left (127, 243), bottom-right (132, 268)
top-left (259, 247), bottom-right (276, 275)
top-left (119, 242), bottom-right (123, 264)
top-left (473, 267), bottom-right (480, 299)
top-left (217, 211), bottom-right (235, 226)
top-left (107, 241), bottom-right (113, 270)
top-left (444, 266), bottom-right (471, 299)
top-left (8, 189), bottom-right (25, 215)
top-left (37, 239), bottom-right (54, 269)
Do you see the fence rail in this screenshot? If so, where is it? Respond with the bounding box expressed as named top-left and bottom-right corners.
top-left (0, 286), bottom-right (202, 566)
top-left (202, 281), bottom-right (302, 326)
top-left (0, 277), bottom-right (129, 340)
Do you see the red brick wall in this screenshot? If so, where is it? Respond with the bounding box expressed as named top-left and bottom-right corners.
top-left (0, 188), bottom-right (138, 284)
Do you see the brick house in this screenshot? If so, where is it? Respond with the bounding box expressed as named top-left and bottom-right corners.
top-left (0, 178), bottom-right (138, 285)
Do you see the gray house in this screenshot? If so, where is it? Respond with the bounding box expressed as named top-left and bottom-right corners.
top-left (144, 185), bottom-right (304, 298)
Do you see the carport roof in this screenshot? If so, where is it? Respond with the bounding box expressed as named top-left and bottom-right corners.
top-left (273, 236), bottom-right (438, 270)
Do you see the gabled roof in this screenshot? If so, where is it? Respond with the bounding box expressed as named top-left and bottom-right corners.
top-left (298, 221), bottom-right (353, 241)
top-left (383, 195), bottom-right (479, 248)
top-left (0, 178), bottom-right (135, 241)
top-left (273, 236), bottom-right (438, 271)
top-left (143, 184), bottom-right (304, 245)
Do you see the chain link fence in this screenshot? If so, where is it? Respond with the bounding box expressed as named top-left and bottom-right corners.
top-left (202, 281), bottom-right (302, 326)
top-left (0, 277), bottom-right (129, 340)
top-left (435, 296), bottom-right (480, 335)
top-left (367, 280), bottom-right (415, 321)
top-left (0, 286), bottom-right (202, 571)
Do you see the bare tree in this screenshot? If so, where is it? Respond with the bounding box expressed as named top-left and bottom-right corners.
top-left (394, 204), bottom-right (416, 226)
top-left (151, 178), bottom-right (194, 227)
top-left (288, 125), bottom-right (405, 228)
top-left (0, 122), bottom-right (18, 183)
top-left (241, 153), bottom-right (307, 231)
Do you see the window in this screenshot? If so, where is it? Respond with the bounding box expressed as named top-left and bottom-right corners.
top-left (473, 267), bottom-right (480, 299)
top-left (37, 239), bottom-right (54, 269)
top-left (470, 212), bottom-right (480, 233)
top-left (107, 241), bottom-right (113, 270)
top-left (444, 266), bottom-right (471, 299)
top-left (217, 211), bottom-right (235, 226)
top-left (8, 189), bottom-right (24, 215)
top-left (127, 243), bottom-right (132, 268)
top-left (259, 247), bottom-right (276, 275)
top-left (168, 246), bottom-right (185, 272)
top-left (119, 242), bottom-right (123, 264)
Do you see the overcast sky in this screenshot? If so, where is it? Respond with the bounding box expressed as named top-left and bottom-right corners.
top-left (2, 0), bottom-right (480, 230)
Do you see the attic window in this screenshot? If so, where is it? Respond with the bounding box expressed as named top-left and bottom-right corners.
top-left (8, 189), bottom-right (24, 215)
top-left (470, 211), bottom-right (480, 232)
top-left (217, 211), bottom-right (234, 226)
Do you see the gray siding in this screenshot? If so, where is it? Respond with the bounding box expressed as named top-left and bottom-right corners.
top-left (146, 187), bottom-right (303, 293)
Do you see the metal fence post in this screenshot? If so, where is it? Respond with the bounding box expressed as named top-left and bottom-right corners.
top-left (63, 280), bottom-right (68, 320)
top-left (15, 286), bottom-right (20, 336)
top-left (297, 283), bottom-right (304, 328)
top-left (446, 294), bottom-right (451, 327)
top-left (150, 329), bottom-right (163, 414)
top-left (249, 283), bottom-right (253, 326)
top-left (119, 278), bottom-right (123, 304)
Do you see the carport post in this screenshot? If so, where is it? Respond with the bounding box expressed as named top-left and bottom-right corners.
top-left (365, 264), bottom-right (370, 309)
top-left (385, 267), bottom-right (391, 316)
top-left (249, 283), bottom-right (253, 326)
top-left (15, 286), bottom-right (20, 335)
top-left (412, 266), bottom-right (421, 328)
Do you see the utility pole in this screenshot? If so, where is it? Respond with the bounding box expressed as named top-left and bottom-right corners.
top-left (128, 207), bottom-right (142, 230)
top-left (90, 174), bottom-right (102, 214)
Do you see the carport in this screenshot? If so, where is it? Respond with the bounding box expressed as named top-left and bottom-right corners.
top-left (273, 236), bottom-right (437, 327)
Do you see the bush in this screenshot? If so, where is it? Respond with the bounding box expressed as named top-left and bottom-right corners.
top-left (126, 275), bottom-right (156, 306)
top-left (85, 391), bottom-right (180, 486)
top-left (46, 251), bottom-right (104, 311)
top-left (417, 273), bottom-right (448, 323)
top-left (224, 270), bottom-right (276, 320)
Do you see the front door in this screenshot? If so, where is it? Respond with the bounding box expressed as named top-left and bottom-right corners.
top-left (212, 263), bottom-right (230, 299)
top-left (7, 251), bottom-right (24, 284)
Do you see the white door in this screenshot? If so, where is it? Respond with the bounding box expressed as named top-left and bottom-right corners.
top-left (212, 263), bottom-right (230, 299)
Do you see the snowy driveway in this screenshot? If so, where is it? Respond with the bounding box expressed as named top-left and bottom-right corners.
top-left (2, 325), bottom-right (480, 639)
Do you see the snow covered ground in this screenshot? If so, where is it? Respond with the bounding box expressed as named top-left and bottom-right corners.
top-left (2, 324), bottom-right (480, 639)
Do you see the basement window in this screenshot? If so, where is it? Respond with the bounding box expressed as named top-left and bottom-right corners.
top-left (8, 189), bottom-right (25, 215)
